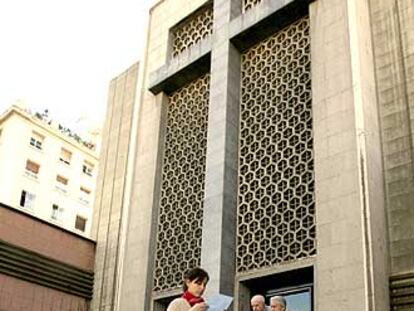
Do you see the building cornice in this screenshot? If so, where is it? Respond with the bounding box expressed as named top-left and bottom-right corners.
top-left (0, 105), bottom-right (98, 160)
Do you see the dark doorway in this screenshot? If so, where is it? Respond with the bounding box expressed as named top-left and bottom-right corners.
top-left (241, 266), bottom-right (313, 311)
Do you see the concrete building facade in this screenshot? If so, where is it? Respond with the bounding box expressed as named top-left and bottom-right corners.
top-left (90, 63), bottom-right (139, 311)
top-left (92, 0), bottom-right (414, 310)
top-left (0, 106), bottom-right (98, 236)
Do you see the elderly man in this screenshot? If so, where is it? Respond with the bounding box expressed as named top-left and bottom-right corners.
top-left (270, 296), bottom-right (287, 311)
top-left (250, 295), bottom-right (270, 311)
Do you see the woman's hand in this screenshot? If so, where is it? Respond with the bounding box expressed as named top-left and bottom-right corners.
top-left (190, 302), bottom-right (209, 311)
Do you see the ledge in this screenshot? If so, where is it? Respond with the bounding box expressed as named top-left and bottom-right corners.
top-left (148, 0), bottom-right (314, 95)
top-left (230, 0), bottom-right (313, 52)
top-left (0, 239), bottom-right (94, 299)
top-left (149, 37), bottom-right (212, 95)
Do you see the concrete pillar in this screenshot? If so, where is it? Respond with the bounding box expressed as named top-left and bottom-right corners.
top-left (310, 0), bottom-right (388, 310)
top-left (200, 0), bottom-right (241, 298)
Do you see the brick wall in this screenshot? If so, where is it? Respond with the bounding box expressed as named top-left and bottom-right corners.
top-left (0, 203), bottom-right (95, 270)
top-left (0, 203), bottom-right (95, 311)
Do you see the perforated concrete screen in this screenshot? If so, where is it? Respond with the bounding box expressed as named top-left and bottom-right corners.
top-left (171, 5), bottom-right (213, 58)
top-left (237, 17), bottom-right (315, 272)
top-left (153, 75), bottom-right (210, 291)
top-left (242, 0), bottom-right (263, 12)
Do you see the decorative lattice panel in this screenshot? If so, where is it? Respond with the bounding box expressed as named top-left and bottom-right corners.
top-left (153, 75), bottom-right (210, 291)
top-left (171, 5), bottom-right (213, 58)
top-left (237, 17), bottom-right (315, 272)
top-left (242, 0), bottom-right (263, 12)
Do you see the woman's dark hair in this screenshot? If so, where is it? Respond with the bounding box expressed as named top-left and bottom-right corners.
top-left (182, 267), bottom-right (209, 291)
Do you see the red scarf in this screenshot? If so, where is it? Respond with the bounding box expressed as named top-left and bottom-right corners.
top-left (182, 291), bottom-right (204, 306)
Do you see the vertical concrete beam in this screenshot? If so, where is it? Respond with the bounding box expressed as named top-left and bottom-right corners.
top-left (91, 71), bottom-right (126, 311)
top-left (116, 91), bottom-right (168, 311)
top-left (310, 0), bottom-right (388, 310)
top-left (346, 0), bottom-right (389, 308)
top-left (91, 64), bottom-right (139, 311)
top-left (91, 78), bottom-right (115, 242)
top-left (201, 0), bottom-right (241, 297)
top-left (214, 0), bottom-right (242, 29)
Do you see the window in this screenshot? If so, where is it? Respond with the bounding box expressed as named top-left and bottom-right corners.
top-left (80, 186), bottom-right (91, 195)
top-left (56, 175), bottom-right (68, 185)
top-left (56, 175), bottom-right (68, 193)
top-left (51, 204), bottom-right (63, 220)
top-left (29, 131), bottom-right (44, 150)
top-left (82, 161), bottom-right (94, 176)
top-left (59, 148), bottom-right (72, 165)
top-left (75, 215), bottom-right (87, 232)
top-left (51, 204), bottom-right (59, 220)
top-left (79, 186), bottom-right (91, 204)
top-left (25, 160), bottom-right (40, 178)
top-left (20, 190), bottom-right (36, 209)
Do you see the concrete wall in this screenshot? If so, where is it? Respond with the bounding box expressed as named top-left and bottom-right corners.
top-left (369, 0), bottom-right (414, 276)
top-left (369, 1), bottom-right (414, 307)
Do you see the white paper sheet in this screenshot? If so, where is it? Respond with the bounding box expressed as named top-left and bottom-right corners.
top-left (206, 294), bottom-right (233, 311)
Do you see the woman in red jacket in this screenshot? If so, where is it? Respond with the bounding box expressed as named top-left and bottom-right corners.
top-left (167, 267), bottom-right (209, 311)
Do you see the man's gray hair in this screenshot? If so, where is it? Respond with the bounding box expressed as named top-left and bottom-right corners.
top-left (251, 294), bottom-right (266, 304)
top-left (270, 296), bottom-right (286, 309)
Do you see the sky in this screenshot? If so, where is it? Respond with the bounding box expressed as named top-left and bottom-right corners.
top-left (0, 0), bottom-right (155, 134)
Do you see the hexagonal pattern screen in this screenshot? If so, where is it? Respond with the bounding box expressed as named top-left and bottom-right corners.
top-left (171, 4), bottom-right (213, 58)
top-left (237, 16), bottom-right (315, 272)
top-left (153, 74), bottom-right (210, 291)
top-left (242, 0), bottom-right (262, 12)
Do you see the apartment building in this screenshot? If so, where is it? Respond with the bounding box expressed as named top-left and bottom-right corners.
top-left (0, 105), bottom-right (98, 236)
